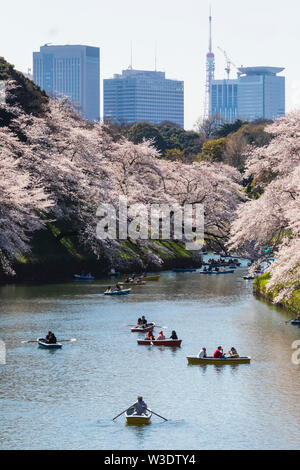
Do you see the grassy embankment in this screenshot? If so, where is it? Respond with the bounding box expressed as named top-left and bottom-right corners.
top-left (254, 273), bottom-right (300, 315)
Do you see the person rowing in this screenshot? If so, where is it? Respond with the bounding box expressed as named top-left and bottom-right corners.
top-left (134, 396), bottom-right (147, 416)
top-left (45, 331), bottom-right (57, 344)
top-left (170, 330), bottom-right (178, 340)
top-left (141, 316), bottom-right (147, 327)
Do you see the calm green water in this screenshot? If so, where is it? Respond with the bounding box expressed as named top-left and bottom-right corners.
top-left (0, 259), bottom-right (299, 450)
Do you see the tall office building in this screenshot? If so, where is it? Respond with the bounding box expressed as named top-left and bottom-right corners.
top-left (33, 44), bottom-right (100, 121)
top-left (209, 67), bottom-right (285, 123)
top-left (103, 68), bottom-right (184, 128)
top-left (237, 67), bottom-right (285, 121)
top-left (210, 79), bottom-right (238, 123)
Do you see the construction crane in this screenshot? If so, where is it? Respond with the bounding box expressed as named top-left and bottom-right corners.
top-left (217, 47), bottom-right (240, 79)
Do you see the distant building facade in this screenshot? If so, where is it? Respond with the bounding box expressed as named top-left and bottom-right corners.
top-left (33, 44), bottom-right (100, 121)
top-left (210, 66), bottom-right (285, 123)
top-left (103, 68), bottom-right (184, 128)
top-left (237, 67), bottom-right (285, 121)
top-left (210, 79), bottom-right (238, 123)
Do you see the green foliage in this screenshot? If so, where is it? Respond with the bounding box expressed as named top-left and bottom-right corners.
top-left (200, 138), bottom-right (227, 162)
top-left (0, 57), bottom-right (48, 121)
top-left (127, 122), bottom-right (166, 154)
top-left (214, 119), bottom-right (247, 138)
top-left (157, 123), bottom-right (204, 155)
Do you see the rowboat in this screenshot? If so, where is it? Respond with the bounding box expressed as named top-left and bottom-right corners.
top-left (142, 275), bottom-right (160, 282)
top-left (74, 274), bottom-right (95, 280)
top-left (291, 319), bottom-right (300, 326)
top-left (104, 289), bottom-right (131, 296)
top-left (187, 356), bottom-right (251, 365)
top-left (243, 276), bottom-right (255, 280)
top-left (123, 279), bottom-right (146, 285)
top-left (172, 268), bottom-right (197, 273)
top-left (125, 407), bottom-right (152, 425)
top-left (131, 323), bottom-right (155, 333)
top-left (198, 270), bottom-right (234, 275)
top-left (38, 338), bottom-right (62, 349)
top-left (138, 339), bottom-right (182, 347)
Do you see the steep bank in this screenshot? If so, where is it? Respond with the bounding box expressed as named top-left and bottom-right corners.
top-left (254, 273), bottom-right (300, 315)
top-left (0, 225), bottom-right (202, 283)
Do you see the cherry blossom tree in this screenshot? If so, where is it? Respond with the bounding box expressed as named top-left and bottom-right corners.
top-left (229, 112), bottom-right (300, 302)
top-left (0, 129), bottom-right (52, 273)
top-left (1, 90), bottom-right (246, 273)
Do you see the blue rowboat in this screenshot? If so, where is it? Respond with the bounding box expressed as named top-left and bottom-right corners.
top-left (172, 268), bottom-right (197, 273)
top-left (104, 289), bottom-right (131, 296)
top-left (74, 274), bottom-right (95, 281)
top-left (38, 338), bottom-right (62, 349)
top-left (291, 320), bottom-right (300, 326)
top-left (199, 270), bottom-right (235, 275)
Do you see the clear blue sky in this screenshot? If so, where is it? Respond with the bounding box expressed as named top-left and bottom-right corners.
top-left (1, 0), bottom-right (299, 129)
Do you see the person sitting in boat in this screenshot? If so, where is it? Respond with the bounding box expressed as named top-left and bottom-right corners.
top-left (45, 331), bottom-right (52, 343)
top-left (213, 346), bottom-right (225, 358)
top-left (134, 396), bottom-right (147, 416)
top-left (141, 316), bottom-right (147, 327)
top-left (203, 266), bottom-right (207, 272)
top-left (227, 347), bottom-right (239, 358)
top-left (116, 284), bottom-right (122, 291)
top-left (145, 331), bottom-right (155, 341)
top-left (157, 330), bottom-right (166, 341)
top-left (137, 318), bottom-right (143, 326)
top-left (170, 330), bottom-right (178, 340)
top-left (46, 331), bottom-right (57, 344)
top-left (106, 286), bottom-right (112, 293)
top-left (197, 347), bottom-right (207, 358)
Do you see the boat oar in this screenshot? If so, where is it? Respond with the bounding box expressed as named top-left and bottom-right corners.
top-left (112, 404), bottom-right (135, 421)
top-left (147, 409), bottom-right (168, 421)
top-left (22, 338), bottom-right (77, 344)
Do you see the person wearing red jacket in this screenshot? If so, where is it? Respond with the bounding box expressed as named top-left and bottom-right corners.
top-left (145, 331), bottom-right (155, 341)
top-left (213, 346), bottom-right (225, 358)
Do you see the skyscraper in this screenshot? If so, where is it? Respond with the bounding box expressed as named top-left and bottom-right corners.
top-left (237, 67), bottom-right (285, 121)
top-left (210, 67), bottom-right (285, 123)
top-left (103, 68), bottom-right (184, 128)
top-left (33, 44), bottom-right (100, 121)
top-left (210, 79), bottom-right (238, 122)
